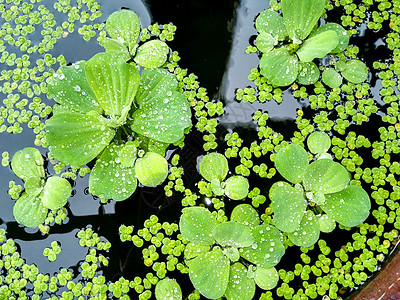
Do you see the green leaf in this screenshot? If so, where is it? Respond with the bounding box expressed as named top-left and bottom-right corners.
top-left (225, 262), bottom-right (255, 300)
top-left (269, 181), bottom-right (307, 233)
top-left (307, 131), bottom-right (331, 154)
top-left (211, 179), bottom-right (224, 196)
top-left (213, 221), bottom-right (254, 248)
top-left (13, 193), bottom-right (47, 227)
top-left (240, 225), bottom-right (285, 268)
top-left (224, 176), bottom-right (249, 200)
top-left (189, 247), bottom-right (230, 299)
top-left (134, 152), bottom-right (168, 187)
top-left (260, 48), bottom-right (299, 86)
top-left (335, 60), bottom-right (347, 72)
top-left (89, 143), bottom-right (137, 201)
top-left (254, 267), bottom-right (279, 290)
top-left (310, 23), bottom-right (349, 53)
top-left (134, 40), bottom-right (170, 68)
top-left (85, 53), bottom-right (140, 119)
top-left (179, 206), bottom-right (217, 246)
top-left (118, 141), bottom-right (137, 168)
top-left (102, 38), bottom-right (131, 62)
top-left (288, 210), bottom-right (320, 247)
top-left (135, 134), bottom-right (170, 157)
top-left (46, 109), bottom-right (116, 167)
top-left (155, 278), bottom-right (182, 300)
top-left (322, 68), bottom-right (343, 88)
top-left (275, 143), bottom-right (309, 184)
top-left (303, 159), bottom-right (350, 194)
top-left (321, 185), bottom-right (371, 227)
top-left (255, 9), bottom-right (287, 41)
top-left (230, 204), bottom-right (259, 228)
top-left (296, 30), bottom-right (339, 62)
top-left (47, 61), bottom-right (102, 114)
top-left (24, 177), bottom-right (44, 196)
top-left (316, 214), bottom-right (336, 233)
top-left (341, 60), bottom-right (369, 84)
top-left (199, 153), bottom-right (229, 182)
top-left (41, 176), bottom-right (71, 210)
top-left (296, 62), bottom-right (320, 85)
top-left (11, 147), bottom-right (44, 181)
top-left (256, 32), bottom-right (275, 54)
top-left (131, 68), bottom-right (192, 144)
top-left (184, 243), bottom-right (211, 260)
top-left (282, 0), bottom-right (326, 42)
top-left (105, 10), bottom-right (141, 45)
top-left (223, 247), bottom-right (240, 262)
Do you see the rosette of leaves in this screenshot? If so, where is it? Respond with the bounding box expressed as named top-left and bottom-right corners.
top-left (46, 53), bottom-right (191, 201)
top-left (179, 204), bottom-right (285, 299)
top-left (199, 153), bottom-right (250, 200)
top-left (11, 148), bottom-right (71, 227)
top-left (102, 10), bottom-right (170, 68)
top-left (269, 132), bottom-right (371, 247)
top-left (255, 0), bottom-right (368, 87)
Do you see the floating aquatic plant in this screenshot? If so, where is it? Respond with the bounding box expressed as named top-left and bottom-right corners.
top-left (10, 147), bottom-right (71, 227)
top-left (255, 0), bottom-right (368, 87)
top-left (269, 132), bottom-right (371, 247)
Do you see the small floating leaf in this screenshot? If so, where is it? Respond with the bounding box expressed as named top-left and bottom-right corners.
top-left (296, 30), bottom-right (339, 62)
top-left (135, 152), bottom-right (168, 187)
top-left (118, 141), bottom-right (137, 168)
top-left (224, 176), bottom-right (249, 200)
top-left (341, 59), bottom-right (368, 84)
top-left (199, 152), bottom-right (229, 182)
top-left (255, 9), bottom-right (287, 41)
top-left (310, 23), bottom-right (349, 53)
top-left (288, 210), bottom-right (320, 247)
top-left (102, 38), bottom-right (131, 61)
top-left (189, 247), bottom-right (230, 299)
top-left (211, 179), bottom-right (224, 196)
top-left (213, 221), bottom-right (254, 248)
top-left (41, 176), bottom-right (71, 210)
top-left (24, 176), bottom-right (44, 196)
top-left (225, 262), bottom-right (255, 300)
top-left (11, 147), bottom-right (44, 181)
top-left (179, 206), bottom-right (217, 246)
top-left (184, 243), bottom-right (211, 260)
top-left (322, 68), bottom-right (343, 88)
top-left (316, 214), bottom-right (336, 233)
top-left (307, 131), bottom-right (331, 155)
top-left (275, 143), bottom-right (309, 184)
top-left (105, 10), bottom-right (141, 45)
top-left (230, 204), bottom-right (259, 228)
top-left (254, 267), bottom-right (279, 290)
top-left (134, 40), bottom-right (170, 68)
top-left (223, 247), bottom-right (240, 262)
top-left (155, 278), bottom-right (182, 300)
top-left (296, 61), bottom-right (320, 85)
top-left (13, 193), bottom-right (47, 227)
top-left (256, 32), bottom-right (275, 54)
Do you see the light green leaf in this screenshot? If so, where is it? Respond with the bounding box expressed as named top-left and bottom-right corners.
top-left (184, 243), bottom-right (211, 260)
top-left (225, 262), bottom-right (255, 300)
top-left (230, 204), bottom-right (259, 228)
top-left (260, 48), bottom-right (299, 86)
top-left (322, 68), bottom-right (343, 88)
top-left (296, 30), bottom-right (339, 62)
top-left (13, 192), bottom-right (47, 227)
top-left (85, 53), bottom-right (140, 119)
top-left (335, 60), bottom-right (347, 72)
top-left (118, 141), bottom-right (137, 168)
top-left (213, 221), bottom-right (254, 248)
top-left (199, 153), bottom-right (229, 182)
top-left (41, 176), bottom-right (71, 210)
top-left (255, 9), bottom-right (287, 41)
top-left (89, 144), bottom-right (137, 201)
top-left (321, 185), bottom-right (371, 227)
top-left (135, 134), bottom-right (170, 157)
top-left (256, 32), bottom-right (275, 53)
top-left (131, 68), bottom-right (192, 144)
top-left (47, 61), bottom-right (102, 114)
top-left (11, 147), bottom-right (44, 181)
top-left (189, 247), bottom-right (230, 299)
top-left (307, 131), bottom-right (331, 154)
top-left (316, 214), bottom-right (336, 233)
top-left (282, 0), bottom-right (326, 42)
top-left (341, 60), bottom-right (369, 84)
top-left (155, 278), bottom-right (182, 300)
top-left (240, 225), bottom-right (285, 268)
top-left (275, 143), bottom-right (309, 184)
top-left (134, 40), bottom-right (170, 68)
top-left (105, 10), bottom-right (141, 45)
top-left (102, 38), bottom-right (131, 61)
top-left (211, 179), bottom-right (224, 196)
top-left (288, 210), bottom-right (320, 247)
top-left (135, 152), bottom-right (168, 187)
top-left (179, 206), bottom-right (217, 246)
top-left (254, 267), bottom-right (279, 290)
top-left (24, 177), bottom-right (44, 196)
top-left (224, 176), bottom-right (249, 200)
top-left (223, 247), bottom-right (240, 262)
top-left (303, 159), bottom-right (350, 194)
top-left (269, 181), bottom-right (307, 233)
top-left (46, 109), bottom-right (116, 167)
top-left (310, 23), bottom-right (349, 53)
top-left (296, 62), bottom-right (320, 85)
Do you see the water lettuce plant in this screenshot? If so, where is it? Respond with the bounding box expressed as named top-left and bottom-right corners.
top-left (269, 132), bottom-right (371, 247)
top-left (255, 0), bottom-right (368, 87)
top-left (199, 152), bottom-right (249, 200)
top-left (179, 204), bottom-right (284, 299)
top-left (11, 147), bottom-right (71, 227)
top-left (45, 53), bottom-right (192, 201)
